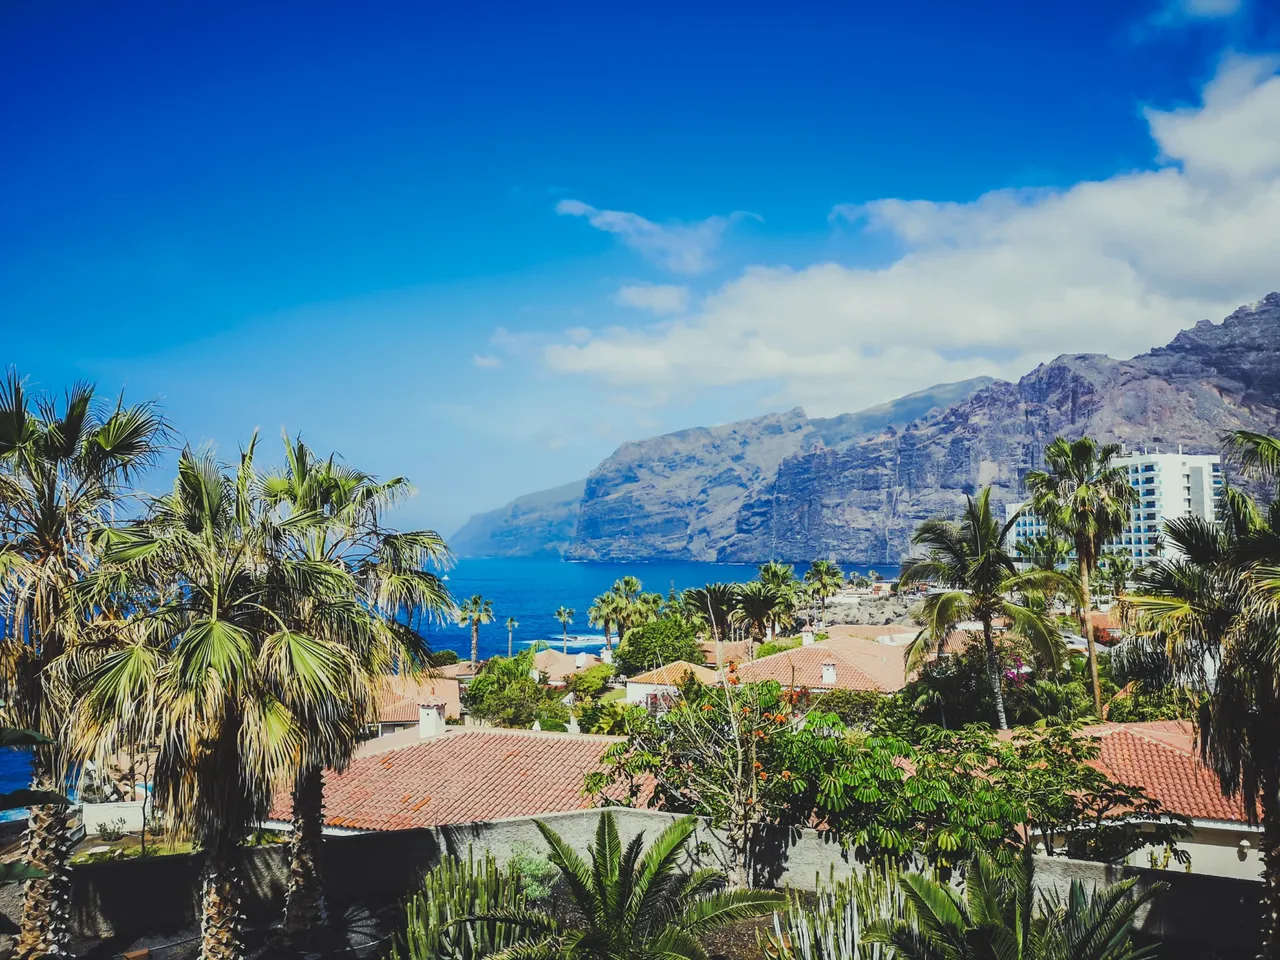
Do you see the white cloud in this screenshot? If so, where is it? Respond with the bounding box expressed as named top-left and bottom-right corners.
top-left (614, 283), bottom-right (691, 314)
top-left (1161, 0), bottom-right (1242, 20)
top-left (472, 353), bottom-right (502, 369)
top-left (543, 55), bottom-right (1280, 417)
top-left (556, 199), bottom-right (749, 274)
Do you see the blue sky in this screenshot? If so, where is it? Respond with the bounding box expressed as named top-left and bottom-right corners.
top-left (3, 0), bottom-right (1280, 534)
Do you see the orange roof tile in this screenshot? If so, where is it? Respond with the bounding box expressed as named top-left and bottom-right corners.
top-left (733, 638), bottom-right (906, 693)
top-left (276, 728), bottom-right (625, 832)
top-left (381, 675), bottom-right (462, 720)
top-left (532, 649), bottom-right (604, 684)
top-left (1082, 721), bottom-right (1248, 824)
top-left (699, 640), bottom-right (753, 667)
top-left (627, 661), bottom-right (717, 685)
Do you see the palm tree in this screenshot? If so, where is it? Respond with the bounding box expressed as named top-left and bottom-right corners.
top-left (611, 576), bottom-right (643, 644)
top-left (0, 372), bottom-right (166, 958)
top-left (73, 444), bottom-right (361, 960)
top-left (899, 489), bottom-right (1077, 729)
top-left (588, 593), bottom-right (622, 652)
top-left (1024, 437), bottom-right (1138, 718)
top-left (804, 560), bottom-right (844, 625)
top-left (1015, 533), bottom-right (1073, 571)
top-left (554, 606), bottom-right (575, 654)
top-left (260, 435), bottom-right (452, 942)
top-left (505, 617), bottom-right (519, 657)
top-left (471, 812), bottom-right (781, 960)
top-left (732, 581), bottom-right (779, 650)
top-left (865, 848), bottom-right (1163, 960)
top-left (682, 583), bottom-right (738, 666)
top-left (1128, 431), bottom-right (1280, 955)
top-left (458, 595), bottom-right (495, 665)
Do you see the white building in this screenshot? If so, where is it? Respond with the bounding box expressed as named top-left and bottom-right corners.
top-left (1007, 448), bottom-right (1223, 563)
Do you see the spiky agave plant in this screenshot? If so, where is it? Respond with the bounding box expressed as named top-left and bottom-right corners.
top-left (390, 851), bottom-right (528, 960)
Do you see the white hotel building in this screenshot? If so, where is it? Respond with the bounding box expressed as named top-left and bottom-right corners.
top-left (1007, 449), bottom-right (1223, 563)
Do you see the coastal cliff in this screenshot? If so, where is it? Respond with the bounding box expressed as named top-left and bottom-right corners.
top-left (454, 295), bottom-right (1280, 562)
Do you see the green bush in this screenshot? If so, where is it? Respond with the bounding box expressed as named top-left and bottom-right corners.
top-left (428, 648), bottom-right (460, 666)
top-left (565, 662), bottom-right (615, 700)
top-left (506, 842), bottom-right (559, 904)
top-left (756, 636), bottom-right (802, 659)
top-left (614, 616), bottom-right (702, 675)
top-left (813, 689), bottom-right (882, 727)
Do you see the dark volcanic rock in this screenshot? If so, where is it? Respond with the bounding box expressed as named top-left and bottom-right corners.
top-left (724, 294), bottom-right (1280, 563)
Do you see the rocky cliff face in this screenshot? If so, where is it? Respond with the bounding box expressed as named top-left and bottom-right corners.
top-left (723, 294), bottom-right (1280, 562)
top-left (452, 295), bottom-right (1280, 563)
top-left (450, 479), bottom-right (585, 558)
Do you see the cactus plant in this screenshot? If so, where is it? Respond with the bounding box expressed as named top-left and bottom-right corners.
top-left (390, 851), bottom-right (527, 960)
top-left (760, 864), bottom-right (908, 960)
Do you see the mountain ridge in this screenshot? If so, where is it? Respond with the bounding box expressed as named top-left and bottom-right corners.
top-left (453, 295), bottom-right (1280, 562)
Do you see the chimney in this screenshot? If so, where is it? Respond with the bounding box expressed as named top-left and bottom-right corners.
top-left (801, 630), bottom-right (815, 646)
top-left (821, 662), bottom-right (837, 686)
top-left (418, 702), bottom-right (446, 739)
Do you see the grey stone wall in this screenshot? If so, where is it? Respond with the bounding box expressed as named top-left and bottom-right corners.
top-left (0, 809), bottom-right (1262, 956)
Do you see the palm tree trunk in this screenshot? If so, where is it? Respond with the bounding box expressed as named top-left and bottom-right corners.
top-left (562, 627), bottom-right (568, 655)
top-left (1078, 546), bottom-right (1103, 718)
top-left (604, 622), bottom-right (612, 652)
top-left (471, 623), bottom-right (479, 665)
top-left (281, 766), bottom-right (328, 944)
top-left (1260, 784), bottom-right (1280, 960)
top-left (983, 619), bottom-right (1009, 730)
top-left (200, 845), bottom-right (245, 960)
top-left (17, 754), bottom-right (71, 960)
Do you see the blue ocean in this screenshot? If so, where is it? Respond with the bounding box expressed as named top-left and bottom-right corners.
top-left (423, 557), bottom-right (899, 659)
top-left (0, 557), bottom-right (900, 797)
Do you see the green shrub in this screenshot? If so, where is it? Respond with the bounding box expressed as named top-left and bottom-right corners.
top-left (96, 817), bottom-right (127, 842)
top-left (813, 689), bottom-right (882, 727)
top-left (390, 851), bottom-right (527, 960)
top-left (614, 616), bottom-right (701, 675)
top-left (565, 662), bottom-right (614, 699)
top-left (756, 636), bottom-right (802, 659)
top-left (506, 842), bottom-right (559, 904)
top-left (428, 648), bottom-right (460, 666)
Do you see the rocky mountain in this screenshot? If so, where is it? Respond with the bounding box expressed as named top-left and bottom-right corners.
top-left (453, 294), bottom-right (1280, 563)
top-left (450, 479), bottom-right (585, 558)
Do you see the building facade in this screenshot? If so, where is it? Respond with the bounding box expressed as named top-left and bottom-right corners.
top-left (1007, 449), bottom-right (1223, 563)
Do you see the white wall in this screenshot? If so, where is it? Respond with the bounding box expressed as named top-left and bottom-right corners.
top-left (82, 800), bottom-right (150, 836)
top-left (1122, 822), bottom-right (1264, 880)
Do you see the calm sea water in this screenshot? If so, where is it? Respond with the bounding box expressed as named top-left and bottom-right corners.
top-left (423, 557), bottom-right (899, 659)
top-left (0, 557), bottom-right (901, 796)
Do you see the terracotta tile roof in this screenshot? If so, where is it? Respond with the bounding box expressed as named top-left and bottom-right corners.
top-left (380, 676), bottom-right (462, 720)
top-left (826, 624), bottom-right (917, 641)
top-left (699, 640), bottom-right (753, 667)
top-left (732, 638), bottom-right (906, 693)
top-left (434, 660), bottom-right (478, 679)
top-left (288, 728), bottom-right (624, 832)
top-left (1082, 721), bottom-right (1248, 824)
top-left (532, 649), bottom-right (604, 684)
top-left (627, 661), bottom-right (717, 685)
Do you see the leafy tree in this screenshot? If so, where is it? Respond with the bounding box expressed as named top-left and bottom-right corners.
top-left (865, 847), bottom-right (1165, 960)
top-left (564, 662), bottom-right (614, 700)
top-left (504, 617), bottom-right (519, 657)
top-left (1128, 432), bottom-right (1280, 956)
top-left (755, 636), bottom-right (802, 659)
top-left (900, 488), bottom-right (1078, 729)
top-left (0, 372), bottom-right (166, 957)
top-left (471, 812), bottom-right (781, 960)
top-left (614, 616), bottom-right (702, 676)
top-left (429, 648), bottom-right (460, 667)
top-left (812, 688), bottom-right (882, 728)
top-left (1024, 437), bottom-right (1138, 718)
top-left (804, 560), bottom-right (844, 623)
top-left (458, 595), bottom-right (495, 664)
top-left (464, 646), bottom-right (570, 729)
top-left (73, 444), bottom-right (362, 960)
top-left (554, 605), bottom-right (575, 654)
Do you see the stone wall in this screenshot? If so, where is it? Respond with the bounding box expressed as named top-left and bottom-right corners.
top-left (0, 809), bottom-right (1263, 957)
